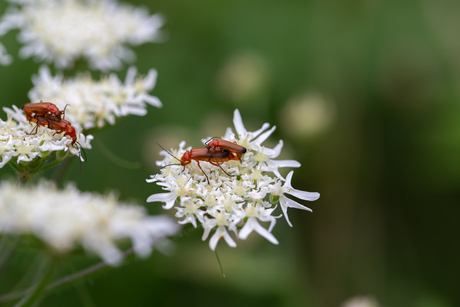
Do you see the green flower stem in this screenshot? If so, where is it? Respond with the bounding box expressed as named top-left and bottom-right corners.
top-left (13, 258), bottom-right (55, 307)
top-left (32, 152), bottom-right (54, 172)
top-left (8, 161), bottom-right (22, 173)
top-left (52, 155), bottom-right (75, 184)
top-left (95, 140), bottom-right (140, 169)
top-left (46, 249), bottom-right (133, 291)
top-left (214, 249), bottom-right (225, 278)
top-left (27, 156), bottom-right (43, 170)
top-left (35, 153), bottom-right (69, 174)
top-left (0, 248), bottom-right (135, 305)
top-left (0, 236), bottom-right (20, 275)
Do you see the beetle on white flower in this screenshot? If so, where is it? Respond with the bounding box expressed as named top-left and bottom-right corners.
top-left (28, 66), bottom-right (162, 130)
top-left (0, 106), bottom-right (92, 170)
top-left (147, 109), bottom-right (320, 250)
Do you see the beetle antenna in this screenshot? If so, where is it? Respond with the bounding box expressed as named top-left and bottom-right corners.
top-left (74, 142), bottom-right (87, 175)
top-left (204, 136), bottom-right (222, 145)
top-left (62, 104), bottom-right (70, 119)
top-left (156, 143), bottom-right (181, 163)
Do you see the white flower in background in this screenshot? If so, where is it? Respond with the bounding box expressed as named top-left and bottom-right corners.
top-left (0, 42), bottom-right (12, 65)
top-left (147, 109), bottom-right (320, 250)
top-left (0, 105), bottom-right (92, 168)
top-left (340, 296), bottom-right (380, 307)
top-left (28, 66), bottom-right (162, 130)
top-left (0, 0), bottom-right (164, 71)
top-left (281, 92), bottom-right (335, 138)
top-left (0, 181), bottom-right (179, 265)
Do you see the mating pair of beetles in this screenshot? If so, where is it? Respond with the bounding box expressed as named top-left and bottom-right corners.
top-left (21, 101), bottom-right (78, 146)
top-left (158, 138), bottom-right (247, 183)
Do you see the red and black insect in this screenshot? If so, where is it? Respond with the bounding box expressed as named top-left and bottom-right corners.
top-left (205, 137), bottom-right (247, 161)
top-left (21, 101), bottom-right (68, 122)
top-left (156, 143), bottom-right (238, 183)
top-left (27, 115), bottom-right (87, 172)
top-left (28, 115), bottom-right (77, 145)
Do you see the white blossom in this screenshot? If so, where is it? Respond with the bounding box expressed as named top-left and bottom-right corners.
top-left (271, 171), bottom-right (319, 227)
top-left (147, 109), bottom-right (319, 250)
top-left (0, 0), bottom-right (165, 71)
top-left (0, 42), bottom-right (12, 65)
top-left (28, 66), bottom-right (162, 130)
top-left (0, 106), bottom-right (91, 168)
top-left (340, 296), bottom-right (380, 307)
top-left (0, 181), bottom-right (179, 265)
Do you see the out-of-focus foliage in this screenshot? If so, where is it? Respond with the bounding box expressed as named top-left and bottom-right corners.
top-left (1, 0), bottom-right (459, 306)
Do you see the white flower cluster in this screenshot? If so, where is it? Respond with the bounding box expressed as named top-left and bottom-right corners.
top-left (0, 181), bottom-right (179, 265)
top-left (0, 0), bottom-right (164, 71)
top-left (0, 106), bottom-right (92, 168)
top-left (0, 42), bottom-right (12, 65)
top-left (28, 66), bottom-right (162, 130)
top-left (147, 110), bottom-right (320, 250)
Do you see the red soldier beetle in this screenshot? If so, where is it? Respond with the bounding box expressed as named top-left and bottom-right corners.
top-left (21, 101), bottom-right (68, 121)
top-left (205, 137), bottom-right (247, 161)
top-left (156, 143), bottom-right (238, 183)
top-left (27, 115), bottom-right (87, 172)
top-left (28, 116), bottom-right (77, 145)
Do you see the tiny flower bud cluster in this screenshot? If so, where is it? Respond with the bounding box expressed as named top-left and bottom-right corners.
top-left (28, 66), bottom-right (162, 130)
top-left (147, 110), bottom-right (319, 250)
top-left (0, 181), bottom-right (179, 265)
top-left (0, 0), bottom-right (164, 71)
top-left (0, 106), bottom-right (92, 168)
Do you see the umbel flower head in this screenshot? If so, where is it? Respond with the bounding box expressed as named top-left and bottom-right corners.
top-left (0, 105), bottom-right (92, 169)
top-left (28, 66), bottom-right (162, 130)
top-left (0, 181), bottom-right (179, 265)
top-left (147, 109), bottom-right (320, 250)
top-left (0, 0), bottom-right (165, 71)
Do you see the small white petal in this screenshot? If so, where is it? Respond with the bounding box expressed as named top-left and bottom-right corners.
top-left (141, 94), bottom-right (162, 108)
top-left (209, 226), bottom-right (236, 250)
top-left (252, 125), bottom-right (276, 145)
top-left (239, 218), bottom-right (278, 245)
top-left (125, 66), bottom-right (137, 85)
top-left (143, 69), bottom-right (158, 90)
top-left (146, 192), bottom-right (177, 210)
top-left (288, 189), bottom-right (320, 201)
top-left (233, 109), bottom-right (247, 137)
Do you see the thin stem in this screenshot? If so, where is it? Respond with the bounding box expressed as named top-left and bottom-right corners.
top-left (27, 156), bottom-right (42, 171)
top-left (95, 140), bottom-right (140, 169)
top-left (8, 161), bottom-right (22, 173)
top-left (13, 258), bottom-right (55, 307)
top-left (48, 248), bottom-right (134, 290)
top-left (32, 152), bottom-right (54, 173)
top-left (36, 155), bottom-right (68, 174)
top-left (214, 249), bottom-right (225, 278)
top-left (0, 236), bottom-right (20, 275)
top-left (0, 248), bottom-right (134, 304)
top-left (52, 155), bottom-right (74, 184)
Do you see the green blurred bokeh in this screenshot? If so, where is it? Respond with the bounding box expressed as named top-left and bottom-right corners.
top-left (1, 0), bottom-right (459, 306)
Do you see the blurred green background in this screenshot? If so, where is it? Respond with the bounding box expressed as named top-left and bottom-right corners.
top-left (1, 0), bottom-right (459, 306)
